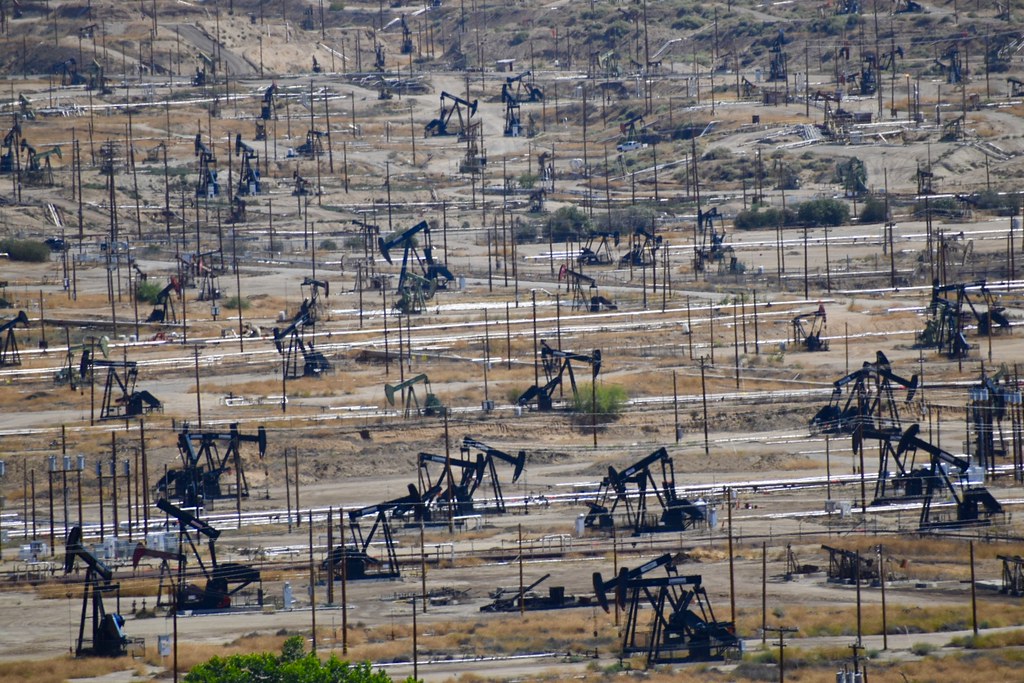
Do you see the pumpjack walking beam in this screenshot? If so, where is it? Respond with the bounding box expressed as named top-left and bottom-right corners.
top-left (131, 542), bottom-right (184, 607)
top-left (82, 357), bottom-right (162, 420)
top-left (64, 527), bottom-right (134, 657)
top-left (156, 499), bottom-right (261, 611)
top-left (619, 226), bottom-right (662, 267)
top-left (894, 423), bottom-right (1004, 530)
top-left (584, 447), bottom-right (706, 534)
top-left (323, 485), bottom-right (430, 581)
top-left (145, 277), bottom-right (182, 324)
top-left (790, 304), bottom-right (829, 352)
top-left (234, 134), bottom-right (261, 196)
top-left (385, 373), bottom-right (444, 417)
top-left (417, 450), bottom-right (485, 516)
top-left (425, 91), bottom-right (479, 137)
top-left (517, 340), bottom-right (602, 411)
top-left (811, 351), bottom-right (919, 435)
top-left (194, 133), bottom-right (219, 198)
top-left (577, 230), bottom-right (620, 266)
top-left (378, 220), bottom-right (454, 313)
top-left (460, 437), bottom-right (526, 514)
top-left (156, 423), bottom-right (267, 509)
top-left (558, 266), bottom-right (617, 312)
top-left (503, 70), bottom-right (543, 103)
top-left (857, 424), bottom-right (913, 505)
top-left (593, 553), bottom-right (738, 665)
top-left (0, 310), bottom-right (29, 366)
top-left (920, 279), bottom-right (1011, 359)
top-left (272, 299), bottom-right (331, 379)
top-left (693, 208), bottom-right (729, 273)
top-left (0, 115), bottom-right (23, 173)
top-left (821, 544), bottom-right (879, 583)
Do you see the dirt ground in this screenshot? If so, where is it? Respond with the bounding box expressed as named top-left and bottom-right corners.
top-left (3, 1), bottom-right (1024, 681)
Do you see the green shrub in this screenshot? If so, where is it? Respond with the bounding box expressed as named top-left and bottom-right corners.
top-left (319, 239), bottom-right (338, 251)
top-left (914, 196), bottom-right (959, 218)
top-left (0, 238), bottom-right (49, 262)
top-left (607, 205), bottom-right (655, 234)
top-left (572, 383), bottom-right (628, 416)
top-left (543, 206), bottom-right (591, 242)
top-left (910, 642), bottom-right (938, 656)
top-left (734, 206), bottom-right (798, 230)
top-left (506, 386), bottom-right (527, 404)
top-left (224, 296), bottom-right (251, 311)
top-left (859, 197), bottom-right (888, 223)
top-left (185, 635), bottom-right (402, 683)
top-left (513, 219), bottom-right (538, 242)
top-left (135, 280), bottom-right (164, 303)
top-left (797, 198), bottom-right (849, 227)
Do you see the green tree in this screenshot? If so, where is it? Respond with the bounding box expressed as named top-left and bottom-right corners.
top-left (517, 172), bottom-right (538, 189)
top-left (135, 280), bottom-right (164, 303)
top-left (734, 206), bottom-right (798, 230)
top-left (544, 205), bottom-right (591, 242)
top-left (572, 383), bottom-right (629, 416)
top-left (797, 198), bottom-right (850, 227)
top-left (607, 205), bottom-right (655, 234)
top-left (0, 238), bottom-right (50, 262)
top-left (184, 636), bottom-right (406, 683)
top-left (858, 196), bottom-right (888, 223)
top-left (834, 157), bottom-right (867, 197)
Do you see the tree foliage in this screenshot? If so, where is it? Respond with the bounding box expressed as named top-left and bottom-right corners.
top-left (543, 205), bottom-right (591, 242)
top-left (797, 198), bottom-right (850, 227)
top-left (858, 197), bottom-right (888, 224)
top-left (184, 636), bottom-right (406, 683)
top-left (607, 205), bottom-right (655, 234)
top-left (135, 280), bottom-right (164, 303)
top-left (0, 238), bottom-right (50, 262)
top-left (572, 383), bottom-right (629, 416)
top-left (834, 157), bottom-right (868, 197)
top-left (733, 206), bottom-right (798, 230)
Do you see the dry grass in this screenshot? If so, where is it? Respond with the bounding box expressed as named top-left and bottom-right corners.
top-left (797, 537), bottom-right (1021, 581)
top-left (0, 656), bottom-right (146, 683)
top-left (318, 610), bottom-right (619, 665)
top-left (730, 647), bottom-right (1024, 683)
top-left (139, 632), bottom-right (294, 672)
top-left (949, 629), bottom-right (1024, 649)
top-left (742, 601), bottom-right (1024, 640)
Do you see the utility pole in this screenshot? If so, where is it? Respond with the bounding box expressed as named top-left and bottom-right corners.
top-left (765, 626), bottom-right (798, 683)
top-left (699, 356), bottom-right (710, 456)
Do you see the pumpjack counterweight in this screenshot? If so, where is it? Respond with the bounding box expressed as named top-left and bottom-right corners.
top-left (584, 447), bottom-right (706, 535)
top-left (64, 527), bottom-right (137, 657)
top-left (0, 310), bottom-right (29, 366)
top-left (377, 220), bottom-right (454, 314)
top-left (272, 281), bottom-right (331, 379)
top-left (593, 554), bottom-right (738, 666)
top-left (156, 423), bottom-right (267, 510)
top-left (517, 341), bottom-right (602, 411)
top-left (322, 484), bottom-right (431, 581)
top-left (156, 499), bottom-right (261, 611)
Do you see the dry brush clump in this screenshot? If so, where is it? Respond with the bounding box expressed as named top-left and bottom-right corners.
top-left (754, 601), bottom-right (1024, 641)
top-left (0, 656), bottom-right (148, 683)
